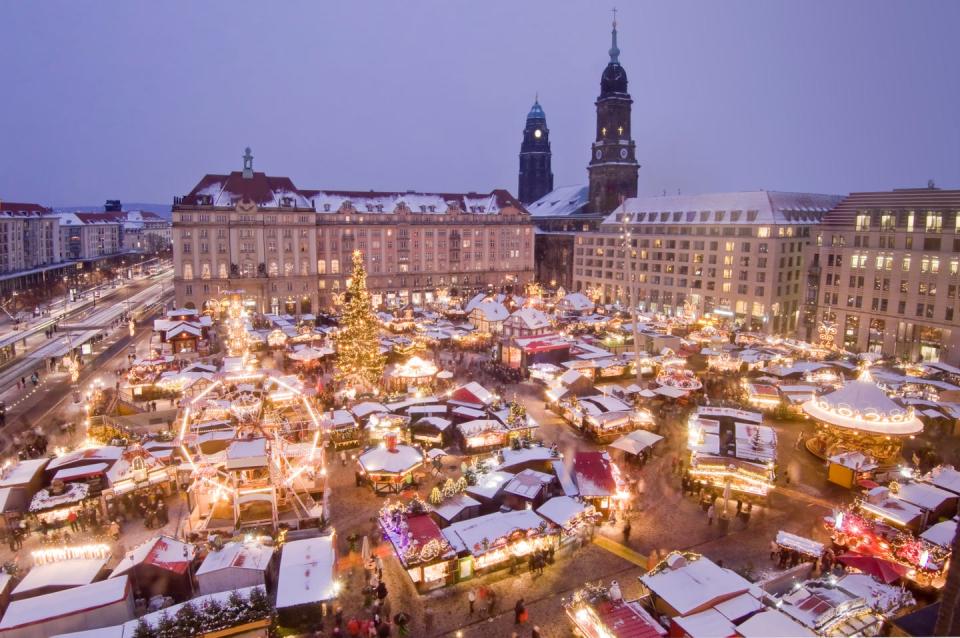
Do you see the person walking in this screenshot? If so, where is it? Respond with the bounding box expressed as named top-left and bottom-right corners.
top-left (532, 626), bottom-right (542, 638)
top-left (514, 599), bottom-right (526, 624)
top-left (468, 587), bottom-right (477, 614)
top-left (707, 503), bottom-right (715, 526)
top-left (376, 580), bottom-right (388, 604)
top-left (622, 519), bottom-right (632, 542)
top-left (486, 588), bottom-right (497, 617)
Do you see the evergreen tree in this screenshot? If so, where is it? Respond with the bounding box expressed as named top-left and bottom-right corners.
top-left (174, 602), bottom-right (202, 637)
top-left (201, 598), bottom-right (226, 633)
top-left (154, 611), bottom-right (178, 638)
top-left (247, 586), bottom-right (272, 620)
top-left (335, 250), bottom-right (386, 392)
top-left (131, 618), bottom-right (158, 638)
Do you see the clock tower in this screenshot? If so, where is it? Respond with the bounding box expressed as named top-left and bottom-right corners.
top-left (518, 98), bottom-right (554, 204)
top-left (588, 14), bottom-right (639, 214)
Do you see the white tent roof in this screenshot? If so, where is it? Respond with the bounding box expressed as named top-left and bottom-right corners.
top-left (737, 609), bottom-right (815, 637)
top-left (0, 575), bottom-right (129, 631)
top-left (276, 537), bottom-right (336, 609)
top-left (196, 542), bottom-right (273, 576)
top-left (13, 558), bottom-right (107, 597)
top-left (920, 519), bottom-right (958, 548)
top-left (639, 554), bottom-right (752, 617)
top-left (358, 445), bottom-right (422, 474)
top-left (609, 430), bottom-right (663, 455)
top-left (802, 371), bottom-right (923, 435)
top-left (536, 496), bottom-right (587, 528)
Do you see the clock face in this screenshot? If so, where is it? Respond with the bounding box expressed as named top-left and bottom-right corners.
top-left (620, 148), bottom-right (628, 159)
top-left (595, 150), bottom-right (602, 160)
top-left (534, 129), bottom-right (542, 139)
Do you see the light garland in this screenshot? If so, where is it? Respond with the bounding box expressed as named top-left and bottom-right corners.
top-left (32, 543), bottom-right (111, 566)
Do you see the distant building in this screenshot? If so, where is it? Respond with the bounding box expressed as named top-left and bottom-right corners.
top-left (573, 190), bottom-right (843, 335)
top-left (809, 186), bottom-right (960, 364)
top-left (56, 212), bottom-right (123, 260)
top-left (172, 149), bottom-right (534, 314)
top-left (517, 99), bottom-right (553, 204)
top-left (524, 18), bottom-right (637, 289)
top-left (0, 201), bottom-right (61, 274)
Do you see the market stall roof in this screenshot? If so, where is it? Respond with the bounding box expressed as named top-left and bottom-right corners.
top-left (46, 446), bottom-right (124, 471)
top-left (895, 481), bottom-right (956, 512)
top-left (920, 518), bottom-right (958, 548)
top-left (802, 370), bottom-right (923, 435)
top-left (572, 451), bottom-right (617, 497)
top-left (276, 536), bottom-right (337, 609)
top-left (288, 346), bottom-right (325, 361)
top-left (736, 609), bottom-right (815, 637)
top-left (836, 573), bottom-right (915, 614)
top-left (465, 470), bottom-right (514, 500)
top-left (0, 458), bottom-right (49, 488)
top-left (451, 406), bottom-right (486, 420)
top-left (358, 445), bottom-right (422, 474)
top-left (581, 394), bottom-right (631, 413)
top-left (12, 558), bottom-right (107, 598)
top-left (225, 438), bottom-right (268, 470)
top-left (551, 460), bottom-right (579, 497)
top-left (52, 462), bottom-right (109, 482)
top-left (195, 542), bottom-right (273, 576)
top-left (430, 493), bottom-right (481, 523)
top-left (442, 509), bottom-right (549, 555)
top-left (503, 469), bottom-right (553, 499)
top-left (828, 451), bottom-right (878, 471)
top-left (449, 381), bottom-right (495, 407)
top-left (417, 416), bottom-right (453, 432)
top-left (860, 490), bottom-right (925, 528)
top-left (536, 496), bottom-right (586, 528)
top-left (0, 575), bottom-right (130, 632)
top-left (457, 419), bottom-right (504, 438)
top-left (508, 307), bottom-right (552, 330)
top-left (639, 553), bottom-right (752, 617)
top-left (110, 535), bottom-right (196, 577)
top-left (924, 466), bottom-right (960, 496)
top-left (609, 430), bottom-right (663, 456)
top-left (322, 409), bottom-right (357, 428)
top-left (654, 385), bottom-right (687, 399)
top-left (775, 531), bottom-right (824, 557)
top-left (712, 591), bottom-right (764, 623)
top-left (766, 361), bottom-right (829, 377)
top-left (672, 608), bottom-right (736, 638)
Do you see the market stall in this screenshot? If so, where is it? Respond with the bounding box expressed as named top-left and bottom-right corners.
top-left (441, 509), bottom-right (558, 580)
top-left (357, 435), bottom-right (424, 494)
top-left (379, 500), bottom-right (456, 591)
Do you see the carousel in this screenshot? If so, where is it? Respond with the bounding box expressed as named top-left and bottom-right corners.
top-left (802, 369), bottom-right (923, 465)
top-left (655, 367), bottom-right (702, 392)
top-left (385, 356), bottom-right (439, 392)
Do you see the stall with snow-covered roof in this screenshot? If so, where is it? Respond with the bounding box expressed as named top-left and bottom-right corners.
top-left (379, 498), bottom-right (457, 591)
top-left (685, 406), bottom-right (776, 499)
top-left (323, 408), bottom-right (360, 449)
top-left (0, 575), bottom-right (134, 638)
top-left (357, 434), bottom-right (424, 494)
top-left (195, 540), bottom-right (274, 595)
top-left (109, 535), bottom-right (196, 601)
top-left (803, 368), bottom-right (923, 465)
top-left (572, 451), bottom-right (626, 514)
top-left (501, 468), bottom-right (555, 510)
top-left (442, 508), bottom-right (558, 580)
top-left (637, 551), bottom-right (753, 620)
top-left (536, 496), bottom-right (597, 545)
top-left (275, 535), bottom-right (338, 628)
top-left (565, 581), bottom-right (666, 638)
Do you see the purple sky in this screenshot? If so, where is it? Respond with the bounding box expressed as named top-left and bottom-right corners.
top-left (1, 1), bottom-right (958, 206)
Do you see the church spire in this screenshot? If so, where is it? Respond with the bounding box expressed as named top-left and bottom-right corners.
top-left (609, 8), bottom-right (620, 63)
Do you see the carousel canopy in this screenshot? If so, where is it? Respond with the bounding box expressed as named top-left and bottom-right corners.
top-left (358, 445), bottom-right (422, 474)
top-left (802, 370), bottom-right (923, 435)
top-left (609, 430), bottom-right (663, 456)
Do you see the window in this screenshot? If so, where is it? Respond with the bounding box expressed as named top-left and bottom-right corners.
top-left (902, 256), bottom-right (911, 272)
top-left (926, 213), bottom-right (943, 233)
top-left (757, 227), bottom-right (770, 238)
top-left (855, 214), bottom-right (870, 231)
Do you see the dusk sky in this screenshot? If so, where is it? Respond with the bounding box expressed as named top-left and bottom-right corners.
top-left (2, 1), bottom-right (958, 206)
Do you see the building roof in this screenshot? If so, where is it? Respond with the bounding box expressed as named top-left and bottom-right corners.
top-left (13, 558), bottom-right (107, 597)
top-left (572, 451), bottom-right (617, 497)
top-left (276, 536), bottom-right (337, 608)
top-left (639, 553), bottom-right (752, 617)
top-left (605, 190), bottom-right (843, 227)
top-left (536, 496), bottom-right (587, 528)
top-left (303, 189), bottom-right (526, 216)
top-left (196, 542), bottom-right (273, 576)
top-left (503, 468), bottom-right (554, 499)
top-left (507, 307), bottom-right (551, 330)
top-left (737, 609), bottom-right (815, 637)
top-left (0, 458), bottom-right (49, 488)
top-left (526, 100), bottom-right (546, 121)
top-left (0, 201), bottom-right (52, 216)
top-left (469, 299), bottom-right (509, 323)
top-left (178, 171), bottom-right (313, 208)
top-left (110, 535), bottom-right (195, 576)
top-left (802, 370), bottom-right (923, 435)
top-left (526, 184), bottom-right (590, 217)
top-left (358, 445), bottom-right (422, 474)
top-left (0, 575), bottom-right (129, 631)
top-left (442, 508), bottom-right (548, 554)
top-left (821, 187), bottom-right (960, 228)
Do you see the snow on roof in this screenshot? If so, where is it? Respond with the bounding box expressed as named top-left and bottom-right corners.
top-left (110, 535), bottom-right (195, 576)
top-left (276, 536), bottom-right (336, 608)
top-left (672, 608), bottom-right (736, 638)
top-left (835, 573), bottom-right (915, 616)
top-left (559, 369), bottom-right (587, 387)
top-left (924, 466), bottom-right (960, 495)
top-left (226, 438), bottom-right (268, 469)
top-left (536, 496), bottom-right (587, 528)
top-left (802, 371), bottom-right (923, 435)
top-left (895, 481), bottom-right (956, 512)
top-left (526, 184), bottom-right (589, 217)
top-left (639, 554), bottom-right (752, 616)
top-left (0, 575), bottom-right (129, 631)
top-left (507, 307), bottom-right (551, 331)
top-left (358, 445), bottom-right (422, 474)
top-left (302, 189), bottom-right (523, 216)
top-left (557, 292), bottom-right (595, 312)
top-left (572, 451), bottom-right (617, 497)
top-left (13, 558), bottom-right (107, 597)
top-left (860, 491), bottom-right (924, 527)
top-left (196, 542), bottom-right (273, 576)
top-left (323, 409), bottom-right (357, 428)
top-left (350, 401), bottom-right (387, 419)
top-left (457, 419), bottom-right (504, 437)
top-left (498, 446), bottom-right (557, 470)
top-left (451, 406), bottom-right (486, 419)
top-left (465, 470), bottom-right (514, 500)
top-left (442, 509), bottom-right (549, 555)
top-left (450, 381), bottom-right (495, 406)
top-left (581, 394), bottom-right (631, 413)
top-left (415, 416), bottom-right (453, 431)
top-left (180, 171), bottom-right (312, 208)
top-left (503, 469), bottom-right (553, 499)
top-left (53, 462), bottom-right (109, 483)
top-left (551, 460), bottom-right (579, 496)
top-left (430, 493), bottom-right (481, 522)
top-left (737, 609), bottom-right (815, 637)
top-left (0, 458), bottom-right (49, 487)
top-left (605, 191), bottom-right (843, 227)
top-left (712, 591), bottom-right (765, 622)
top-left (654, 385), bottom-right (687, 399)
top-left (609, 430), bottom-right (663, 455)
top-left (469, 299), bottom-right (509, 322)
top-left (46, 446), bottom-right (123, 471)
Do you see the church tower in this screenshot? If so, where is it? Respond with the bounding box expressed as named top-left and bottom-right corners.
top-left (518, 98), bottom-right (554, 204)
top-left (587, 14), bottom-right (639, 214)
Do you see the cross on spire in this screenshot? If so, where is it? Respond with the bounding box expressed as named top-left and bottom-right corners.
top-left (609, 7), bottom-right (621, 63)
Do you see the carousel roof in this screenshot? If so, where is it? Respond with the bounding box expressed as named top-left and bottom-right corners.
top-left (358, 445), bottom-right (422, 474)
top-left (802, 370), bottom-right (923, 435)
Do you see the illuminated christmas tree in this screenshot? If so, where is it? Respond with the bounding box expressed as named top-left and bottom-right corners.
top-left (335, 250), bottom-right (386, 393)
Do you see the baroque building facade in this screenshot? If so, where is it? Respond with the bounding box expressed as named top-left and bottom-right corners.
top-left (172, 151), bottom-right (534, 314)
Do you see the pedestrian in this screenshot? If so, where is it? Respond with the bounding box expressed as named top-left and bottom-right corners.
top-left (376, 580), bottom-right (388, 603)
top-left (707, 503), bottom-right (715, 525)
top-left (423, 605), bottom-right (434, 635)
top-left (532, 625), bottom-right (542, 638)
top-left (468, 587), bottom-right (477, 614)
top-left (486, 588), bottom-right (497, 617)
top-left (341, 450), bottom-right (348, 467)
top-left (514, 599), bottom-right (526, 624)
top-left (622, 519), bottom-right (632, 542)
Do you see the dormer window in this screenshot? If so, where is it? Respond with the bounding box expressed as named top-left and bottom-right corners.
top-left (376, 205), bottom-right (383, 212)
top-left (428, 205), bottom-right (436, 212)
top-left (420, 205), bottom-right (427, 212)
top-left (281, 196), bottom-right (294, 208)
